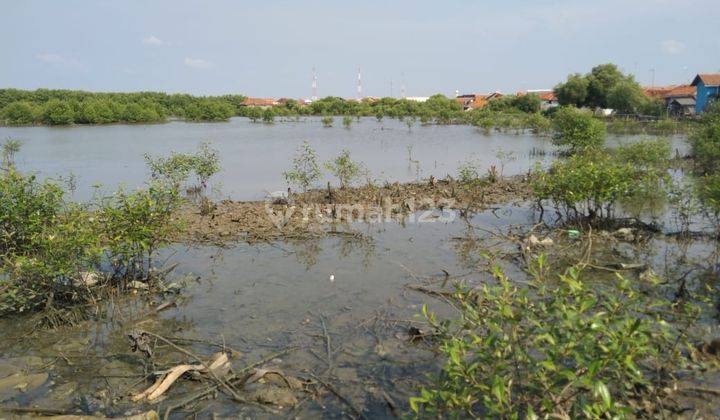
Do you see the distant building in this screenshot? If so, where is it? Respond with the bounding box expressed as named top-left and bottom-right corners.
top-left (643, 85), bottom-right (696, 117)
top-left (691, 74), bottom-right (720, 114)
top-left (455, 92), bottom-right (503, 110)
top-left (538, 92), bottom-right (559, 110)
top-left (241, 97), bottom-right (278, 108)
top-left (668, 97), bottom-right (696, 117)
top-left (404, 96), bottom-right (430, 103)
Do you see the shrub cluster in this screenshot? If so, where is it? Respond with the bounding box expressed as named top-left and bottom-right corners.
top-left (411, 260), bottom-right (693, 418)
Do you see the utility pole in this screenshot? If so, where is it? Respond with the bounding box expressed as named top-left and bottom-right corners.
top-left (649, 67), bottom-right (655, 88)
top-left (400, 72), bottom-right (406, 99)
top-left (357, 67), bottom-right (362, 100)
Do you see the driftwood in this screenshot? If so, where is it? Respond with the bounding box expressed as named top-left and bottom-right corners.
top-left (132, 352), bottom-right (230, 402)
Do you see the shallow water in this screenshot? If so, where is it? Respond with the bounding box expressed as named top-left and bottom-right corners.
top-left (1, 121), bottom-right (714, 418)
top-left (0, 117), bottom-right (685, 201)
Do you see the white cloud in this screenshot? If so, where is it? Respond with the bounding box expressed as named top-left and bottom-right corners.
top-left (35, 53), bottom-right (85, 71)
top-left (142, 35), bottom-right (165, 46)
top-left (184, 57), bottom-right (213, 69)
top-left (661, 39), bottom-right (685, 55)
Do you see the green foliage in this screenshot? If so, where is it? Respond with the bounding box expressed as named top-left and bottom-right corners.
top-left (0, 101), bottom-right (41, 125)
top-left (0, 89), bottom-right (246, 125)
top-left (1, 138), bottom-right (22, 169)
top-left (284, 141), bottom-right (321, 192)
top-left (145, 142), bottom-right (220, 189)
top-left (245, 106), bottom-right (263, 123)
top-left (342, 115), bottom-right (353, 128)
top-left (411, 261), bottom-right (690, 418)
top-left (554, 64), bottom-right (652, 113)
top-left (324, 149), bottom-right (362, 188)
top-left (42, 99), bottom-right (76, 125)
top-left (0, 157), bottom-right (185, 315)
top-left (182, 99), bottom-right (234, 122)
top-left (512, 94), bottom-right (542, 113)
top-left (0, 169), bottom-right (65, 256)
top-left (321, 116), bottom-right (334, 127)
top-left (533, 150), bottom-right (638, 220)
top-left (608, 80), bottom-right (648, 114)
top-left (555, 73), bottom-right (589, 107)
top-left (552, 107), bottom-right (606, 152)
top-left (262, 108), bottom-right (275, 124)
top-left (689, 120), bottom-right (720, 174)
top-left (697, 173), bottom-right (720, 219)
top-left (97, 183), bottom-right (180, 279)
top-left (586, 63), bottom-right (628, 108)
top-left (614, 138), bottom-right (671, 171)
top-left (457, 159), bottom-right (483, 184)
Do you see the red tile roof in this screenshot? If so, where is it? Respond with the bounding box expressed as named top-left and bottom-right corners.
top-left (539, 92), bottom-right (556, 101)
top-left (667, 85), bottom-right (695, 97)
top-left (692, 74), bottom-right (720, 87)
top-left (643, 86), bottom-right (676, 98)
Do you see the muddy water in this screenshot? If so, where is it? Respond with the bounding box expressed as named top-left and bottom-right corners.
top-left (1, 121), bottom-right (715, 418)
top-left (0, 117), bottom-right (685, 201)
top-left (0, 206), bottom-right (536, 418)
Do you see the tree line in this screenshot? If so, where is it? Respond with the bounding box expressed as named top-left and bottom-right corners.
top-left (0, 89), bottom-right (245, 125)
top-left (553, 63), bottom-right (663, 115)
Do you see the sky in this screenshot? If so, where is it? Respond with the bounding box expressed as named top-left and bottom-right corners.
top-left (1, 0), bottom-right (719, 98)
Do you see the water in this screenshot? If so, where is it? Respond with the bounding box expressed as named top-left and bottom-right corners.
top-left (2, 117), bottom-right (560, 201)
top-left (1, 120), bottom-right (712, 417)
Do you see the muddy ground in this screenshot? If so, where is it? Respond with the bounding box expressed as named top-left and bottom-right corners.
top-left (173, 175), bottom-right (533, 243)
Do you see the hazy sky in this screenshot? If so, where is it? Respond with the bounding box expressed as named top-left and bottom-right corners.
top-left (1, 0), bottom-right (718, 98)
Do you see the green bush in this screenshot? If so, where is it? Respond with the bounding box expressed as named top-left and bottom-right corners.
top-left (411, 260), bottom-right (690, 418)
top-left (321, 116), bottom-right (334, 127)
top-left (324, 149), bottom-right (362, 188)
top-left (552, 107), bottom-right (606, 153)
top-left (145, 142), bottom-right (220, 190)
top-left (0, 169), bottom-right (65, 256)
top-left (533, 151), bottom-right (636, 221)
top-left (0, 159), bottom-right (185, 316)
top-left (42, 99), bottom-right (76, 125)
top-left (284, 141), bottom-right (321, 192)
top-left (1, 101), bottom-right (40, 125)
top-left (689, 120), bottom-right (720, 174)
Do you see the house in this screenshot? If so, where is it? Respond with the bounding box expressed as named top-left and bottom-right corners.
top-left (538, 92), bottom-right (559, 110)
top-left (643, 85), bottom-right (696, 117)
top-left (455, 92), bottom-right (503, 110)
top-left (668, 97), bottom-right (696, 117)
top-left (691, 74), bottom-right (720, 114)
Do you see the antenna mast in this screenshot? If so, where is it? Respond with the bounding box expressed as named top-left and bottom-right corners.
top-left (357, 67), bottom-right (362, 100)
top-left (311, 67), bottom-right (318, 100)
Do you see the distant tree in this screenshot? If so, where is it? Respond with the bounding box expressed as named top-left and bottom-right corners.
top-left (555, 74), bottom-right (589, 107)
top-left (512, 94), bottom-right (542, 113)
top-left (1, 101), bottom-right (39, 125)
top-left (607, 80), bottom-right (648, 114)
top-left (42, 99), bottom-right (75, 125)
top-left (246, 106), bottom-right (263, 122)
top-left (552, 106), bottom-right (606, 153)
top-left (262, 108), bottom-right (275, 123)
top-left (586, 64), bottom-right (627, 108)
